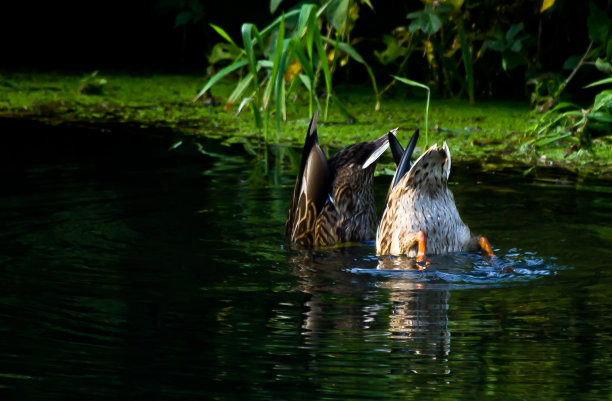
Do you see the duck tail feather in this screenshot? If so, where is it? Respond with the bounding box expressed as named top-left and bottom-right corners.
top-left (392, 129), bottom-right (419, 188)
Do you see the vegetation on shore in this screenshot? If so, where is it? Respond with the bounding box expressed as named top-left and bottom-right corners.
top-left (1, 71), bottom-right (611, 179)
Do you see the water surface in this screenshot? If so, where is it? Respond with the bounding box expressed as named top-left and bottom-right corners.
top-left (2, 122), bottom-right (612, 400)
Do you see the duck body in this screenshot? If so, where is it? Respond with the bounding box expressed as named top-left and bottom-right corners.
top-left (286, 113), bottom-right (390, 248)
top-left (377, 139), bottom-right (493, 258)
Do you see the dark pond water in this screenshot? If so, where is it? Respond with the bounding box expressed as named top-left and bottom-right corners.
top-left (2, 121), bottom-right (612, 400)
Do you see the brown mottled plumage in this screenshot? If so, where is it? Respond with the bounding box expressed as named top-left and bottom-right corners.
top-left (376, 137), bottom-right (494, 259)
top-left (286, 112), bottom-right (391, 248)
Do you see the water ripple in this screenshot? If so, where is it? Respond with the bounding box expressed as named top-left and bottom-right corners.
top-left (348, 248), bottom-right (566, 290)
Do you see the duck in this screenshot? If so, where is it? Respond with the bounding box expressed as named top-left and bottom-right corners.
top-left (376, 131), bottom-right (494, 262)
top-left (286, 112), bottom-right (392, 248)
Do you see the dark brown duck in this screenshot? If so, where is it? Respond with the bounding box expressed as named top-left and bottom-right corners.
top-left (286, 112), bottom-right (391, 248)
top-left (376, 132), bottom-right (494, 261)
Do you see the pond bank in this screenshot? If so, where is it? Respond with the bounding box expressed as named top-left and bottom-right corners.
top-left (2, 71), bottom-right (611, 180)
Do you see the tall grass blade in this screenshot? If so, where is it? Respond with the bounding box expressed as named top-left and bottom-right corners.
top-left (296, 74), bottom-right (313, 116)
top-left (291, 38), bottom-right (316, 116)
top-left (275, 47), bottom-right (290, 134)
top-left (236, 97), bottom-right (252, 115)
top-left (290, 39), bottom-right (315, 78)
top-left (210, 24), bottom-right (239, 48)
top-left (278, 79), bottom-right (287, 132)
top-left (260, 9), bottom-right (300, 37)
top-left (227, 74), bottom-right (254, 106)
top-left (312, 13), bottom-right (332, 120)
top-left (296, 4), bottom-right (315, 39)
top-left (297, 74), bottom-right (312, 91)
top-left (536, 132), bottom-right (572, 146)
top-left (242, 24), bottom-right (263, 134)
top-left (194, 60), bottom-right (248, 100)
top-left (584, 77), bottom-right (612, 88)
top-left (263, 15), bottom-right (286, 111)
top-left (270, 0), bottom-right (283, 14)
top-left (392, 75), bottom-right (430, 145)
top-left (242, 24), bottom-right (259, 89)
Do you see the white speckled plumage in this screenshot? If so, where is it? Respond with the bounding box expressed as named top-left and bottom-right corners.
top-left (377, 142), bottom-right (481, 257)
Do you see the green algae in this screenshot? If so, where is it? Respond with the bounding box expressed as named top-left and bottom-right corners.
top-left (1, 71), bottom-right (611, 179)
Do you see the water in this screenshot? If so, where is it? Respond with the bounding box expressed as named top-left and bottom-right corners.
top-left (2, 121), bottom-right (612, 400)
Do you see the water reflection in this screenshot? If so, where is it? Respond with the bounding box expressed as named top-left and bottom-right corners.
top-left (289, 243), bottom-right (572, 386)
top-left (382, 280), bottom-right (450, 376)
top-left (4, 123), bottom-right (612, 400)
top-left (290, 249), bottom-right (451, 378)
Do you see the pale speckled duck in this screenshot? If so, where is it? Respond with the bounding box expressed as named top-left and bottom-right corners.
top-left (286, 112), bottom-right (391, 248)
top-left (376, 131), bottom-right (494, 261)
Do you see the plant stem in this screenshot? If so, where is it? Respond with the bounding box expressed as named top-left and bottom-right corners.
top-left (557, 41), bottom-right (593, 98)
top-left (424, 86), bottom-right (430, 146)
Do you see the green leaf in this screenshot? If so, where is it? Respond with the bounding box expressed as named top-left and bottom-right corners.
top-left (210, 24), bottom-right (238, 47)
top-left (241, 24), bottom-right (263, 131)
top-left (270, 0), bottom-right (283, 14)
top-left (175, 11), bottom-right (193, 28)
top-left (277, 77), bottom-right (286, 133)
top-left (258, 60), bottom-right (274, 69)
top-left (589, 111), bottom-right (612, 123)
top-left (327, 0), bottom-right (350, 33)
top-left (241, 24), bottom-right (259, 81)
top-left (406, 10), bottom-right (422, 19)
top-left (296, 3), bottom-right (315, 39)
top-left (194, 60), bottom-right (248, 100)
top-left (510, 40), bottom-right (523, 53)
top-left (506, 23), bottom-right (524, 43)
top-left (587, 1), bottom-right (610, 44)
top-left (551, 101), bottom-right (581, 111)
top-left (484, 39), bottom-right (504, 52)
top-left (290, 38), bottom-right (315, 79)
top-left (426, 13), bottom-right (442, 35)
top-left (584, 77), bottom-right (612, 88)
top-left (236, 97), bottom-right (252, 115)
top-left (290, 37), bottom-right (315, 114)
top-left (563, 55), bottom-right (582, 70)
top-left (536, 132), bottom-right (572, 147)
top-left (312, 11), bottom-right (333, 120)
top-left (595, 58), bottom-right (612, 74)
top-left (227, 74), bottom-right (255, 105)
top-left (392, 75), bottom-right (429, 91)
top-left (297, 74), bottom-right (312, 91)
top-left (408, 18), bottom-right (422, 33)
top-left (409, 7), bottom-right (443, 35)
top-left (593, 90), bottom-right (612, 110)
top-left (566, 111), bottom-right (588, 120)
top-left (271, 16), bottom-right (286, 131)
top-left (260, 8), bottom-right (300, 37)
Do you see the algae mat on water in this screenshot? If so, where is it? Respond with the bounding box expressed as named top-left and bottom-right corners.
top-left (1, 72), bottom-right (610, 178)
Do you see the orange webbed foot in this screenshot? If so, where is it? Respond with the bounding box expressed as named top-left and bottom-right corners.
top-left (478, 236), bottom-right (495, 257)
top-left (415, 230), bottom-right (428, 269)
